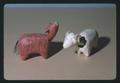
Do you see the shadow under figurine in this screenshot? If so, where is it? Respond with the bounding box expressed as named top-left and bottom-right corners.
top-left (14, 21), bottom-right (59, 60)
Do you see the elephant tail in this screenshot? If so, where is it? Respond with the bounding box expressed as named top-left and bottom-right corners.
top-left (14, 40), bottom-right (19, 54)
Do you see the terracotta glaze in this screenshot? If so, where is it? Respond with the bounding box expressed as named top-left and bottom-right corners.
top-left (14, 22), bottom-right (59, 60)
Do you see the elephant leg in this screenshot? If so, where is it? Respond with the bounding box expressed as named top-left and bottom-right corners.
top-left (40, 47), bottom-right (48, 59)
top-left (19, 48), bottom-right (28, 60)
top-left (20, 52), bottom-right (25, 60)
top-left (83, 47), bottom-right (91, 57)
top-left (78, 48), bottom-right (82, 56)
top-left (40, 44), bottom-right (48, 59)
top-left (75, 45), bottom-right (78, 54)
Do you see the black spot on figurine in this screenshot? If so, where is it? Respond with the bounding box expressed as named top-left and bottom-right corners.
top-left (78, 36), bottom-right (86, 48)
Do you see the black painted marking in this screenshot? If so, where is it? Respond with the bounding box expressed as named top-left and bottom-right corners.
top-left (77, 36), bottom-right (86, 48)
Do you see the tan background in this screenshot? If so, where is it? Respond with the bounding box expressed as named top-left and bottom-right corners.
top-left (4, 4), bottom-right (116, 80)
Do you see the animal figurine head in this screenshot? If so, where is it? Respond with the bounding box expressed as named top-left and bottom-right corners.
top-left (45, 21), bottom-right (59, 41)
top-left (63, 31), bottom-right (76, 48)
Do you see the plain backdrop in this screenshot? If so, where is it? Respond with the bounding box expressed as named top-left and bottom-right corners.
top-left (4, 4), bottom-right (116, 80)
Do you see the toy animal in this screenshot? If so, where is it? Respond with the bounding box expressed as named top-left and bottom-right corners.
top-left (63, 29), bottom-right (99, 56)
top-left (14, 21), bottom-right (59, 60)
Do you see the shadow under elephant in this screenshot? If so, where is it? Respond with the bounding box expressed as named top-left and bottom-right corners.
top-left (26, 41), bottom-right (63, 60)
top-left (48, 41), bottom-right (63, 58)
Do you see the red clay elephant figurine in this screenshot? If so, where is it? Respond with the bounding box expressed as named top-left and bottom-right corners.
top-left (14, 21), bottom-right (59, 60)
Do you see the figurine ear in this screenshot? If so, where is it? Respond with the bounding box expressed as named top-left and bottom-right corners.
top-left (75, 34), bottom-right (79, 40)
top-left (75, 34), bottom-right (82, 43)
top-left (66, 31), bottom-right (70, 36)
top-left (78, 36), bottom-right (86, 48)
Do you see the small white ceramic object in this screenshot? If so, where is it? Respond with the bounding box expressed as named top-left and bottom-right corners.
top-left (63, 29), bottom-right (99, 57)
top-left (76, 29), bottom-right (99, 56)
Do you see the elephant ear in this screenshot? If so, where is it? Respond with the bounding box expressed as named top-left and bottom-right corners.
top-left (78, 36), bottom-right (87, 48)
top-left (74, 34), bottom-right (79, 43)
top-left (65, 31), bottom-right (71, 36)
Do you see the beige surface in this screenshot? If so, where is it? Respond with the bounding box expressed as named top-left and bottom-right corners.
top-left (4, 4), bottom-right (116, 80)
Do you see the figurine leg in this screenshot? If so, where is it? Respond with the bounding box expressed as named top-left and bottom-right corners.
top-left (42, 53), bottom-right (48, 59)
top-left (40, 45), bottom-right (48, 59)
top-left (77, 48), bottom-right (81, 56)
top-left (75, 45), bottom-right (79, 54)
top-left (83, 48), bottom-right (91, 57)
top-left (40, 49), bottom-right (48, 59)
top-left (19, 48), bottom-right (28, 60)
top-left (20, 51), bottom-right (28, 60)
top-left (75, 47), bottom-right (78, 54)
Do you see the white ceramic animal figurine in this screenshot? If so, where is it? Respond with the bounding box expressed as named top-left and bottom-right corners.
top-left (76, 29), bottom-right (99, 56)
top-left (63, 29), bottom-right (99, 57)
